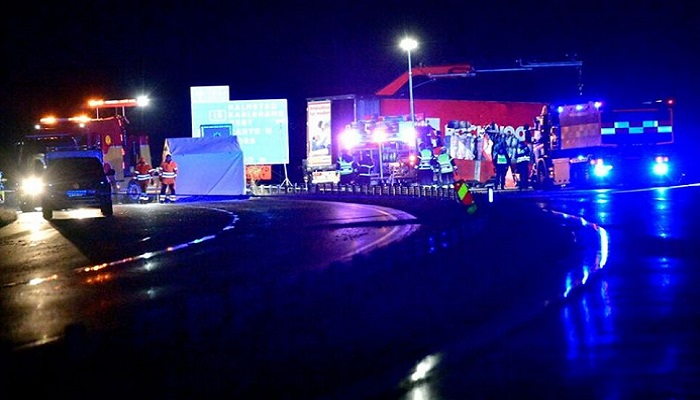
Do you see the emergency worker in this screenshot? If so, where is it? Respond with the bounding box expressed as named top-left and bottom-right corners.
top-left (356, 151), bottom-right (375, 185)
top-left (535, 105), bottom-right (552, 152)
top-left (504, 131), bottom-right (519, 183)
top-left (514, 141), bottom-right (532, 189)
top-left (135, 156), bottom-right (155, 202)
top-left (158, 154), bottom-right (178, 203)
top-left (337, 150), bottom-right (357, 185)
top-left (416, 143), bottom-right (436, 185)
top-left (104, 162), bottom-right (118, 194)
top-left (436, 147), bottom-right (457, 186)
top-left (492, 138), bottom-right (510, 190)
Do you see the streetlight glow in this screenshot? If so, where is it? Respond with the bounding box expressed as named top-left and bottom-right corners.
top-left (399, 38), bottom-right (418, 52)
top-left (399, 37), bottom-right (418, 125)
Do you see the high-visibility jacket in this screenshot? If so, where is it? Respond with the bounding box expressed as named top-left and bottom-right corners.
top-left (493, 143), bottom-right (510, 165)
top-left (437, 153), bottom-right (454, 174)
top-left (357, 156), bottom-right (374, 176)
top-left (515, 145), bottom-right (532, 164)
top-left (417, 148), bottom-right (434, 170)
top-left (135, 162), bottom-right (154, 181)
top-left (338, 157), bottom-right (355, 176)
top-left (159, 160), bottom-right (178, 185)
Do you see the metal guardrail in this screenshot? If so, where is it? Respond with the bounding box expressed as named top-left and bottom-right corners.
top-left (250, 182), bottom-right (465, 202)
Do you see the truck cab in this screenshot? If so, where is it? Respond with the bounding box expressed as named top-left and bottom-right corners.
top-left (532, 100), bottom-right (677, 189)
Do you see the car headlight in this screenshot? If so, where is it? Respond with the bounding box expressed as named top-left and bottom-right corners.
top-left (21, 177), bottom-right (44, 196)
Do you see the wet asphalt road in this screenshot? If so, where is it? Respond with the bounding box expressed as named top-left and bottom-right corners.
top-left (0, 185), bottom-right (698, 399)
top-left (410, 184), bottom-right (700, 400)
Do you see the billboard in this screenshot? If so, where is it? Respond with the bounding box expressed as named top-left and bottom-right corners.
top-left (306, 100), bottom-right (332, 168)
top-left (190, 86), bottom-right (289, 165)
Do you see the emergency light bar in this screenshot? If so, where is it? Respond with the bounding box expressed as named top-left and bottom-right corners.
top-left (87, 97), bottom-right (150, 109)
top-left (39, 115), bottom-right (92, 125)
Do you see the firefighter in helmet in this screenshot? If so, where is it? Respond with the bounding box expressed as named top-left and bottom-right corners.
top-left (514, 140), bottom-right (533, 189)
top-left (356, 151), bottom-right (375, 185)
top-left (158, 154), bottom-right (178, 203)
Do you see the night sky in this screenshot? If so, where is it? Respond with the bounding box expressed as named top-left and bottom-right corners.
top-left (2, 1), bottom-right (697, 179)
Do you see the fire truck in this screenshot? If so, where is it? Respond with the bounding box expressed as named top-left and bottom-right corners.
top-left (531, 99), bottom-right (677, 189)
top-left (306, 63), bottom-right (677, 189)
top-left (16, 98), bottom-right (153, 211)
top-left (305, 95), bottom-right (426, 185)
top-left (304, 66), bottom-right (546, 186)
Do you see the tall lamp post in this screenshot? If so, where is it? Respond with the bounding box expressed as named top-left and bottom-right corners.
top-left (399, 37), bottom-right (418, 125)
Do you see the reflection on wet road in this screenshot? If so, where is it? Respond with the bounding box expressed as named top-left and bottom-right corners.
top-left (0, 198), bottom-right (418, 349)
top-left (1, 185), bottom-right (698, 399)
top-left (400, 184), bottom-right (699, 400)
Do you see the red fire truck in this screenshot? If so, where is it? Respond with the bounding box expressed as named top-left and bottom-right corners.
top-left (16, 98), bottom-right (154, 211)
top-left (305, 65), bottom-right (546, 186)
top-left (306, 63), bottom-right (677, 189)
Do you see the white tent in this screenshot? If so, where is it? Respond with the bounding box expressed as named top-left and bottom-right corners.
top-left (163, 136), bottom-right (246, 196)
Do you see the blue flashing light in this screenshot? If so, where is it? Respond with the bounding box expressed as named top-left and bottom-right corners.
top-left (592, 161), bottom-right (612, 178)
top-left (652, 160), bottom-right (669, 176)
top-left (594, 101), bottom-right (602, 109)
top-left (575, 104), bottom-right (584, 111)
top-left (557, 106), bottom-right (564, 113)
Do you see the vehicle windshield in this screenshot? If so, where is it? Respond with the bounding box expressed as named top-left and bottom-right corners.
top-left (46, 158), bottom-right (104, 181)
top-left (18, 135), bottom-right (81, 170)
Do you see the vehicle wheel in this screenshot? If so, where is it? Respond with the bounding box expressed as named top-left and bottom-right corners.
top-left (42, 206), bottom-right (52, 220)
top-left (126, 180), bottom-right (141, 203)
top-left (101, 202), bottom-right (114, 217)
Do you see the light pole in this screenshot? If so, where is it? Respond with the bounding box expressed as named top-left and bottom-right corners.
top-left (400, 37), bottom-right (418, 125)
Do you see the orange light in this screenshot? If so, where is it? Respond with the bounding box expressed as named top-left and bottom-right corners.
top-left (89, 99), bottom-right (140, 109)
top-left (69, 115), bottom-right (92, 124)
top-left (40, 116), bottom-right (58, 125)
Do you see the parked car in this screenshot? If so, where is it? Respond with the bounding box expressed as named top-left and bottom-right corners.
top-left (41, 156), bottom-right (113, 220)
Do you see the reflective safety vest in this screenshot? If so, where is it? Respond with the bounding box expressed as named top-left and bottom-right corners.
top-left (515, 146), bottom-right (532, 164)
top-left (135, 163), bottom-right (154, 181)
top-left (159, 161), bottom-right (178, 185)
top-left (495, 153), bottom-right (509, 165)
top-left (338, 158), bottom-right (354, 175)
top-left (418, 148), bottom-right (434, 170)
top-left (357, 156), bottom-right (374, 176)
top-left (437, 153), bottom-right (454, 173)
top-left (494, 143), bottom-right (510, 165)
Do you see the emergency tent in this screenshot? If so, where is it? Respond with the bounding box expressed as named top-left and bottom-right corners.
top-left (162, 136), bottom-right (245, 196)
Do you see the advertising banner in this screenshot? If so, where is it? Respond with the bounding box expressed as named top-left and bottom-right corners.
top-left (307, 100), bottom-right (332, 168)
